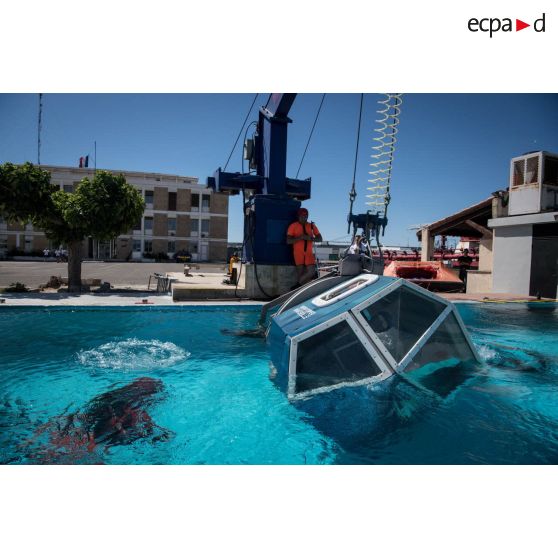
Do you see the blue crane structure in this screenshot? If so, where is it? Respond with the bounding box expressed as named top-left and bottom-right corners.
top-left (207, 94), bottom-right (311, 265)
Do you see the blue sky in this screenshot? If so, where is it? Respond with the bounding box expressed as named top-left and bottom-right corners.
top-left (1, 93), bottom-right (557, 246)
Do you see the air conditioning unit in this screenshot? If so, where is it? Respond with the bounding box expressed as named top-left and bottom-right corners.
top-left (508, 151), bottom-right (558, 215)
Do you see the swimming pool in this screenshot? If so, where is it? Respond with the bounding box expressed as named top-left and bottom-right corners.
top-left (1, 303), bottom-right (556, 464)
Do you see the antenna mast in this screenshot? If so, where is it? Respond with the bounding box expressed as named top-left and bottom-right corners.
top-left (37, 94), bottom-right (43, 165)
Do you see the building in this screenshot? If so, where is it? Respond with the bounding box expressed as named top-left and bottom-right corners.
top-left (417, 151), bottom-right (558, 298)
top-left (0, 166), bottom-right (229, 262)
top-left (489, 151), bottom-right (558, 298)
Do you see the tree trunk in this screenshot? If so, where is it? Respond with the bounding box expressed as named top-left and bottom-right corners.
top-left (67, 240), bottom-right (83, 293)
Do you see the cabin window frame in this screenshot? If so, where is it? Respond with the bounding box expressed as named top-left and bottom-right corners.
top-left (287, 311), bottom-right (393, 400)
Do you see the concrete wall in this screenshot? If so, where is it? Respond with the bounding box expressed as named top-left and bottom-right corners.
top-left (466, 271), bottom-right (492, 293)
top-left (153, 214), bottom-right (167, 237)
top-left (210, 216), bottom-right (228, 239)
top-left (478, 234), bottom-right (493, 272)
top-left (492, 224), bottom-right (532, 294)
top-left (176, 215), bottom-right (191, 238)
top-left (211, 193), bottom-right (229, 214)
top-left (153, 187), bottom-right (168, 211)
top-left (177, 189), bottom-right (192, 212)
top-left (420, 228), bottom-right (434, 261)
top-left (240, 263), bottom-right (298, 298)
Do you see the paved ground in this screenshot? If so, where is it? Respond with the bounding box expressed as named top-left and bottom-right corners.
top-left (0, 260), bottom-right (228, 289)
top-left (0, 260), bottom-right (546, 306)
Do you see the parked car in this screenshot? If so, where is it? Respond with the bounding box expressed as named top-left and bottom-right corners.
top-left (172, 250), bottom-right (192, 263)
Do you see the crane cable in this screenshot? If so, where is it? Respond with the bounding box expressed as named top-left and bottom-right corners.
top-left (295, 94), bottom-right (326, 179)
top-left (223, 93), bottom-right (259, 171)
top-left (347, 93), bottom-right (364, 226)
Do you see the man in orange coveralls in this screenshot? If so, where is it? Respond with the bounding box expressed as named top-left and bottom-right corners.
top-left (286, 207), bottom-right (322, 286)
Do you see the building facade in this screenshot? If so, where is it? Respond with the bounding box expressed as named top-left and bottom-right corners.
top-left (489, 151), bottom-right (558, 299)
top-left (0, 166), bottom-right (229, 262)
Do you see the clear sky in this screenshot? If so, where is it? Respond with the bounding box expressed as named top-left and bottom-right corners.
top-left (1, 93), bottom-right (557, 246)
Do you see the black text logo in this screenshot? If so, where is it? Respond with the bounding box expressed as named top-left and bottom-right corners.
top-left (468, 13), bottom-right (546, 37)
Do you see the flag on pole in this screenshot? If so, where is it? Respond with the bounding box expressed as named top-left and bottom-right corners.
top-left (79, 155), bottom-right (89, 168)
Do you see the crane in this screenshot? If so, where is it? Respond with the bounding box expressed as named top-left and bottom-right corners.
top-left (207, 94), bottom-right (310, 265)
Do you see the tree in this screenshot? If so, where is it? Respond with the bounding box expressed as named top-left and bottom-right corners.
top-left (0, 163), bottom-right (145, 292)
top-left (0, 162), bottom-right (57, 221)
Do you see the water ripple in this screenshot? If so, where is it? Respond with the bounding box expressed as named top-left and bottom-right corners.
top-left (76, 339), bottom-right (190, 371)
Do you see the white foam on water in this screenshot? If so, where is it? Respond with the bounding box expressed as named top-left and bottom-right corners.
top-left (77, 338), bottom-right (190, 371)
top-left (476, 344), bottom-right (498, 362)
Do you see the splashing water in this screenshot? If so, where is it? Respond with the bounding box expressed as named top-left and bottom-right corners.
top-left (77, 339), bottom-right (190, 371)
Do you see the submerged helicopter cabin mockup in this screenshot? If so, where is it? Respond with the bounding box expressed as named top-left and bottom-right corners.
top-left (267, 274), bottom-right (480, 401)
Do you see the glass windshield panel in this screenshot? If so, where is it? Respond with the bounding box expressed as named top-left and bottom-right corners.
top-left (360, 285), bottom-right (446, 362)
top-left (295, 321), bottom-right (383, 394)
top-left (403, 312), bottom-right (476, 374)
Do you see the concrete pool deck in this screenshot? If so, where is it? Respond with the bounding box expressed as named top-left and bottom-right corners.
top-left (0, 289), bottom-right (545, 307)
top-left (1, 261), bottom-right (550, 306)
top-left (0, 292), bottom-right (262, 306)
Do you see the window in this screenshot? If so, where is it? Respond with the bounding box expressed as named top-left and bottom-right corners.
top-left (168, 240), bottom-right (176, 253)
top-left (201, 219), bottom-right (210, 236)
top-left (0, 235), bottom-right (7, 251)
top-left (403, 313), bottom-right (476, 377)
top-left (144, 217), bottom-right (153, 232)
top-left (544, 156), bottom-right (558, 186)
top-left (145, 190), bottom-right (154, 206)
top-left (360, 285), bottom-right (446, 363)
top-left (168, 192), bottom-right (177, 211)
top-left (191, 193), bottom-right (199, 208)
top-left (168, 218), bottom-right (176, 235)
top-left (144, 240), bottom-right (153, 253)
top-left (513, 156), bottom-right (540, 187)
top-left (526, 156), bottom-right (539, 184)
top-left (202, 194), bottom-right (210, 211)
top-left (295, 321), bottom-right (383, 394)
top-left (512, 160), bottom-right (524, 187)
top-left (133, 219), bottom-right (142, 231)
top-left (133, 239), bottom-right (141, 252)
top-left (63, 184), bottom-right (74, 193)
top-left (191, 218), bottom-right (199, 237)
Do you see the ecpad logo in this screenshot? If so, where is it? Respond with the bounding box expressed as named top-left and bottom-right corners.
top-left (468, 13), bottom-right (546, 37)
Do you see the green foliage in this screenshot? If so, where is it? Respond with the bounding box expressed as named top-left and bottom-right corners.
top-left (0, 165), bottom-right (145, 245)
top-left (71, 171), bottom-right (146, 240)
top-left (0, 162), bottom-right (57, 223)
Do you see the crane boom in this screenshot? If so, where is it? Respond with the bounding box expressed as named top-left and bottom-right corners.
top-left (207, 94), bottom-right (312, 265)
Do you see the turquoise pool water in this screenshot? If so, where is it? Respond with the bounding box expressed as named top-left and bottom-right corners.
top-left (1, 303), bottom-right (557, 464)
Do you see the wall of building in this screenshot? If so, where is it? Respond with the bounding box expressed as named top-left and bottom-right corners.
top-left (478, 234), bottom-right (493, 272)
top-left (466, 271), bottom-right (492, 293)
top-left (492, 224), bottom-right (533, 294)
top-left (3, 166), bottom-right (230, 262)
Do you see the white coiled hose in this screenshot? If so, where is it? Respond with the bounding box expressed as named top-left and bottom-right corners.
top-left (366, 94), bottom-right (403, 218)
